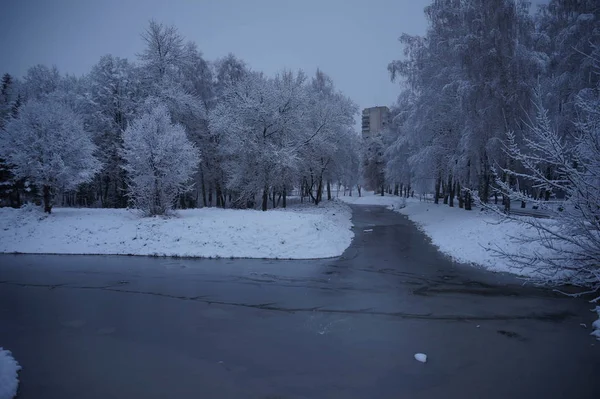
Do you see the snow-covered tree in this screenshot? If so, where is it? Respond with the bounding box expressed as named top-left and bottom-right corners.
top-left (0, 73), bottom-right (21, 207)
top-left (536, 0), bottom-right (600, 138)
top-left (362, 135), bottom-right (386, 194)
top-left (22, 64), bottom-right (61, 101)
top-left (492, 84), bottom-right (600, 295)
top-left (299, 69), bottom-right (357, 205)
top-left (0, 99), bottom-right (101, 213)
top-left (209, 67), bottom-right (356, 210)
top-left (197, 53), bottom-right (248, 208)
top-left (121, 102), bottom-right (199, 216)
top-left (138, 20), bottom-right (190, 81)
top-left (387, 0), bottom-right (544, 208)
top-left (210, 71), bottom-right (295, 210)
top-left (0, 73), bottom-right (16, 126)
top-left (85, 54), bottom-right (141, 207)
top-left (384, 97), bottom-right (413, 197)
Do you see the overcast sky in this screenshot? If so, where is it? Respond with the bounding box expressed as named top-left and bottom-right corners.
top-left (1, 0), bottom-right (430, 123)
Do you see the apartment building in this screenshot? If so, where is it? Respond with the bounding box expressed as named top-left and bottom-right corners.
top-left (361, 106), bottom-right (391, 140)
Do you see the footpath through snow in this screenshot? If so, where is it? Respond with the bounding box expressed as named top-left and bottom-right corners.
top-left (340, 191), bottom-right (543, 276)
top-left (342, 191), bottom-right (600, 341)
top-left (393, 197), bottom-right (547, 277)
top-left (0, 201), bottom-right (353, 259)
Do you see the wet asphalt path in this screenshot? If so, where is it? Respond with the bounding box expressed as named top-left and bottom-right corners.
top-left (1, 205), bottom-right (599, 398)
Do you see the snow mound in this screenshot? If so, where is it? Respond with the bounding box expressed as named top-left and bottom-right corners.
top-left (592, 306), bottom-right (600, 341)
top-left (0, 348), bottom-right (21, 399)
top-left (0, 201), bottom-right (353, 259)
top-left (414, 353), bottom-right (427, 363)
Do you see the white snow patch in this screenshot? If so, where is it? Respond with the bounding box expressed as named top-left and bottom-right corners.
top-left (592, 307), bottom-right (600, 341)
top-left (0, 201), bottom-right (353, 259)
top-left (392, 199), bottom-right (556, 277)
top-left (0, 348), bottom-right (21, 399)
top-left (414, 353), bottom-right (427, 363)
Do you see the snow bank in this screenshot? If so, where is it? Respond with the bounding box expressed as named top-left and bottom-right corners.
top-left (0, 348), bottom-right (20, 399)
top-left (592, 307), bottom-right (600, 341)
top-left (0, 201), bottom-right (353, 259)
top-left (337, 191), bottom-right (406, 208)
top-left (393, 199), bottom-right (551, 277)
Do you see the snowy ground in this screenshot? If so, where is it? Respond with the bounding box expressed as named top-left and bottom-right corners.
top-left (0, 201), bottom-right (353, 259)
top-left (337, 190), bottom-right (406, 207)
top-left (0, 348), bottom-right (20, 399)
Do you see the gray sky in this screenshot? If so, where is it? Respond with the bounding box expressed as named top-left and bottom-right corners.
top-left (1, 0), bottom-right (429, 123)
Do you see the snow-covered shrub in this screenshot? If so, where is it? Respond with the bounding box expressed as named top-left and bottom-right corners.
top-left (495, 86), bottom-right (600, 298)
top-left (121, 102), bottom-right (199, 216)
top-left (592, 307), bottom-right (600, 341)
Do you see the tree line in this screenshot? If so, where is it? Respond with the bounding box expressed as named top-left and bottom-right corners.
top-left (384, 0), bottom-right (599, 210)
top-left (0, 20), bottom-right (360, 215)
top-left (383, 0), bottom-right (600, 290)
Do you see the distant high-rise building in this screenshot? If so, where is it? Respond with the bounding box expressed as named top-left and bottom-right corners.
top-left (361, 106), bottom-right (391, 140)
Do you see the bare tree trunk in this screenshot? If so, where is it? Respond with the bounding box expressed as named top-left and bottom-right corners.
top-left (282, 186), bottom-right (287, 208)
top-left (200, 168), bottom-right (207, 207)
top-left (261, 185), bottom-right (268, 211)
top-left (315, 176), bottom-right (323, 205)
top-left (43, 185), bottom-right (52, 213)
top-left (381, 184), bottom-right (384, 196)
top-left (464, 159), bottom-right (471, 210)
top-left (504, 160), bottom-right (511, 213)
top-left (434, 174), bottom-right (441, 204)
top-left (216, 183), bottom-right (223, 208)
top-left (464, 189), bottom-right (472, 210)
top-left (448, 175), bottom-right (454, 207)
top-left (481, 153), bottom-right (490, 203)
top-left (327, 180), bottom-right (331, 200)
top-left (443, 178), bottom-right (449, 205)
top-left (394, 184), bottom-right (399, 196)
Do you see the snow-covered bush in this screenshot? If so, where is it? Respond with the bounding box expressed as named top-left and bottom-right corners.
top-left (121, 102), bottom-right (199, 216)
top-left (0, 99), bottom-right (101, 213)
top-left (592, 307), bottom-right (600, 341)
top-left (495, 86), bottom-right (600, 298)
